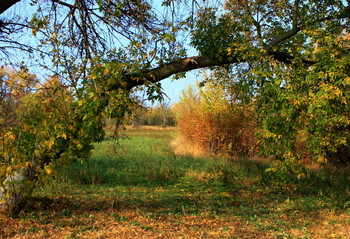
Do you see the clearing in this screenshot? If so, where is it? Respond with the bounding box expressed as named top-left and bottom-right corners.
top-left (1, 127), bottom-right (350, 238)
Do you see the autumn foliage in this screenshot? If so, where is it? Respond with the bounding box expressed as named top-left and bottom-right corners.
top-left (175, 83), bottom-right (258, 157)
top-left (0, 67), bottom-right (105, 215)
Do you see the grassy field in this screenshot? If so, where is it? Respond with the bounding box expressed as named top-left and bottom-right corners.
top-left (1, 126), bottom-right (350, 238)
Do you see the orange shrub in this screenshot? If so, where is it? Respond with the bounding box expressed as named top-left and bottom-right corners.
top-left (178, 105), bottom-right (258, 157)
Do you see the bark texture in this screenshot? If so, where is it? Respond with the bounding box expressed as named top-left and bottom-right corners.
top-left (0, 164), bottom-right (37, 216)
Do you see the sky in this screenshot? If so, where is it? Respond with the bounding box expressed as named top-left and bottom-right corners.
top-left (158, 69), bottom-right (201, 105)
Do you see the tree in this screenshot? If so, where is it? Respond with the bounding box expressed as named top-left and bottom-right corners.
top-left (127, 101), bottom-right (176, 127)
top-left (1, 69), bottom-right (105, 215)
top-left (0, 1), bottom-right (348, 88)
top-left (173, 85), bottom-right (200, 120)
top-left (157, 101), bottom-right (176, 127)
top-left (257, 32), bottom-right (350, 164)
top-left (0, 0), bottom-right (349, 215)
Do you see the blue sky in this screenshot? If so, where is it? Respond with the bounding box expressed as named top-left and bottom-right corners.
top-left (158, 68), bottom-right (202, 105)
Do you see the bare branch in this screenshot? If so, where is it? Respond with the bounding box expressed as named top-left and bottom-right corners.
top-left (265, 5), bottom-right (350, 51)
top-left (292, 0), bottom-right (301, 28)
top-left (50, 0), bottom-right (75, 9)
top-left (0, 0), bottom-right (21, 15)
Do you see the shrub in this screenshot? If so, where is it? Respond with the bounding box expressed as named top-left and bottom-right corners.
top-left (176, 83), bottom-right (258, 157)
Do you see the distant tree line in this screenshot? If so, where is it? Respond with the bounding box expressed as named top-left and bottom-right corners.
top-left (104, 101), bottom-right (177, 129)
top-left (129, 101), bottom-right (176, 127)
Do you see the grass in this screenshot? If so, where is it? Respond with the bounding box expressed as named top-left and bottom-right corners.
top-left (1, 126), bottom-right (350, 238)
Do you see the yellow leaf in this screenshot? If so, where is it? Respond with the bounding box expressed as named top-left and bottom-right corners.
top-left (103, 68), bottom-right (110, 75)
top-left (59, 133), bottom-right (67, 139)
top-left (76, 142), bottom-right (83, 150)
top-left (343, 77), bottom-right (350, 85)
top-left (5, 133), bottom-right (15, 140)
top-left (2, 152), bottom-right (8, 159)
top-left (23, 124), bottom-right (29, 131)
top-left (135, 42), bottom-right (142, 48)
top-left (47, 140), bottom-right (54, 148)
top-left (34, 150), bottom-right (41, 157)
top-left (44, 165), bottom-right (52, 175)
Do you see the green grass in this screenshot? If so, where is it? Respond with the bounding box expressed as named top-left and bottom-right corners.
top-left (55, 129), bottom-right (257, 188)
top-left (4, 127), bottom-right (350, 238)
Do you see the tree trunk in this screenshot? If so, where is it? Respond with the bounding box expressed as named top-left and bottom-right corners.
top-left (0, 163), bottom-right (37, 216)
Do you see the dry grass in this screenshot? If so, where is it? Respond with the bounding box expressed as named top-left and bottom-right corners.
top-left (2, 194), bottom-right (349, 239)
top-left (170, 136), bottom-right (273, 167)
top-left (170, 135), bottom-right (207, 157)
top-left (125, 125), bottom-right (178, 131)
top-left (1, 208), bottom-right (269, 239)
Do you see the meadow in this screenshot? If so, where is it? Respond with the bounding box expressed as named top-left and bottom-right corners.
top-left (1, 127), bottom-right (350, 238)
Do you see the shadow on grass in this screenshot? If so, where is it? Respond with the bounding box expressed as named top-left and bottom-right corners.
top-left (25, 175), bottom-right (344, 227)
top-left (23, 133), bottom-right (350, 236)
top-left (55, 152), bottom-right (273, 188)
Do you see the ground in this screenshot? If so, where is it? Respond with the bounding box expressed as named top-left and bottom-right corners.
top-left (1, 126), bottom-right (350, 238)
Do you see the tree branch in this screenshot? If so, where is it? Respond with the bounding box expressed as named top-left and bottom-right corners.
top-left (264, 27), bottom-right (302, 52)
top-left (50, 0), bottom-right (75, 9)
top-left (123, 49), bottom-right (308, 90)
top-left (265, 4), bottom-right (350, 51)
top-left (0, 0), bottom-right (21, 15)
top-left (124, 55), bottom-right (236, 90)
top-left (292, 0), bottom-right (301, 28)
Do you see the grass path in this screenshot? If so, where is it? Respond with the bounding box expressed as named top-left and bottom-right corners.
top-left (1, 127), bottom-right (350, 238)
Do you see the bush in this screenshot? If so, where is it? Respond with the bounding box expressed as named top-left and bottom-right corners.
top-left (179, 107), bottom-right (257, 156)
top-left (176, 83), bottom-right (258, 157)
top-left (262, 158), bottom-right (307, 191)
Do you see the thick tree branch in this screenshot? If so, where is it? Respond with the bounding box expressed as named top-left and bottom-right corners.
top-left (264, 27), bottom-right (302, 52)
top-left (124, 55), bottom-right (237, 90)
top-left (123, 49), bottom-right (307, 90)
